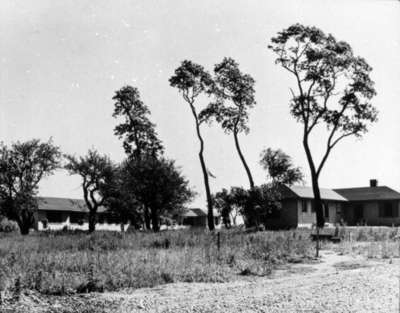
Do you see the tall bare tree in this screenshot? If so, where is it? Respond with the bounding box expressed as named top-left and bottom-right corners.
top-left (200, 57), bottom-right (256, 189)
top-left (268, 24), bottom-right (378, 228)
top-left (169, 60), bottom-right (215, 230)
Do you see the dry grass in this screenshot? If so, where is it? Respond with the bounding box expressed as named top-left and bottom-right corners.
top-left (324, 226), bottom-right (400, 259)
top-left (2, 226), bottom-right (400, 313)
top-left (0, 228), bottom-right (314, 299)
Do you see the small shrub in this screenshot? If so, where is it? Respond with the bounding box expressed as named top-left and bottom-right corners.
top-left (0, 218), bottom-right (19, 233)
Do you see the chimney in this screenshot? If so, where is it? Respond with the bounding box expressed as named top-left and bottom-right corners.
top-left (370, 179), bottom-right (378, 187)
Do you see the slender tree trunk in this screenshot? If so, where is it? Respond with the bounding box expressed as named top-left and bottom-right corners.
top-left (144, 205), bottom-right (151, 230)
top-left (233, 125), bottom-right (257, 228)
top-left (233, 130), bottom-right (254, 189)
top-left (189, 103), bottom-right (214, 231)
top-left (151, 209), bottom-right (160, 232)
top-left (303, 137), bottom-right (325, 228)
top-left (88, 210), bottom-right (97, 233)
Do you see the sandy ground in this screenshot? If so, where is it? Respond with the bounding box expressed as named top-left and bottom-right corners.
top-left (101, 250), bottom-right (400, 313)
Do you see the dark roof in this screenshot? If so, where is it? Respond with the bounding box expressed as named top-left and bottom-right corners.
top-left (182, 208), bottom-right (207, 217)
top-left (283, 185), bottom-right (347, 202)
top-left (37, 197), bottom-right (107, 213)
top-left (181, 208), bottom-right (219, 217)
top-left (334, 186), bottom-right (400, 201)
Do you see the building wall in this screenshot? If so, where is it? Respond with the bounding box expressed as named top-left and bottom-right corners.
top-left (36, 210), bottom-right (128, 231)
top-left (182, 216), bottom-right (207, 227)
top-left (297, 200), bottom-right (342, 225)
top-left (344, 201), bottom-right (400, 226)
top-left (264, 199), bottom-right (298, 229)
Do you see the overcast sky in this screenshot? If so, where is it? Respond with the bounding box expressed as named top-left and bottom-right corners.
top-left (1, 0), bottom-right (399, 208)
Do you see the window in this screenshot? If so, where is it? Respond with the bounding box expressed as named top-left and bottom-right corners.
top-left (336, 203), bottom-right (341, 216)
top-left (311, 201), bottom-right (315, 213)
top-left (301, 200), bottom-right (308, 213)
top-left (379, 202), bottom-right (399, 218)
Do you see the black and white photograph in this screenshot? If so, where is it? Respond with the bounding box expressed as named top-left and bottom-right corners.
top-left (0, 0), bottom-right (399, 312)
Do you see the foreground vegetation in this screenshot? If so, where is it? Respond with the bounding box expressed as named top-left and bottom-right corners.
top-left (2, 226), bottom-right (400, 299)
top-left (0, 229), bottom-right (314, 298)
top-left (1, 226), bottom-right (400, 313)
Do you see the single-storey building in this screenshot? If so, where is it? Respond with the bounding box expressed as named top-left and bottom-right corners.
top-left (264, 185), bottom-right (347, 229)
top-left (35, 197), bottom-right (121, 231)
top-left (179, 208), bottom-right (220, 227)
top-left (34, 197), bottom-right (220, 231)
top-left (271, 180), bottom-right (400, 228)
top-left (334, 180), bottom-right (400, 226)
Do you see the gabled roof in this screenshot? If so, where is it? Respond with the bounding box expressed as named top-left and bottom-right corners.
top-left (334, 186), bottom-right (400, 201)
top-left (181, 208), bottom-right (219, 217)
top-left (37, 197), bottom-right (107, 213)
top-left (283, 185), bottom-right (347, 202)
top-left (182, 208), bottom-right (207, 217)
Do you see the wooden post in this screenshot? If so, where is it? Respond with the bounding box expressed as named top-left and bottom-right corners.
top-left (316, 227), bottom-right (320, 257)
top-left (217, 232), bottom-right (221, 252)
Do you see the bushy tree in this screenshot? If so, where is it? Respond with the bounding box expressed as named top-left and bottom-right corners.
top-left (260, 148), bottom-right (303, 185)
top-left (122, 156), bottom-right (194, 232)
top-left (200, 57), bottom-right (256, 189)
top-left (227, 185), bottom-right (282, 228)
top-left (65, 150), bottom-right (114, 233)
top-left (112, 85), bottom-right (164, 229)
top-left (112, 86), bottom-right (164, 159)
top-left (0, 139), bottom-right (61, 234)
top-left (213, 188), bottom-right (233, 228)
top-left (169, 60), bottom-right (215, 230)
top-left (268, 24), bottom-right (377, 228)
top-left (100, 165), bottom-right (142, 232)
top-left (213, 187), bottom-right (245, 228)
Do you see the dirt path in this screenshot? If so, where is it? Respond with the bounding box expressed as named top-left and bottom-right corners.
top-left (101, 250), bottom-right (400, 313)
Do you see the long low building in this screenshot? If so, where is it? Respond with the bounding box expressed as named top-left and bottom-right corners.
top-left (266, 179), bottom-right (400, 228)
top-left (35, 197), bottom-right (123, 231)
top-left (35, 179), bottom-right (400, 230)
top-left (34, 197), bottom-right (217, 231)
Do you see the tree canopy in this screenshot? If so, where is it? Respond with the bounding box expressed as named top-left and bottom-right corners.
top-left (260, 148), bottom-right (303, 185)
top-left (121, 156), bottom-right (195, 232)
top-left (0, 139), bottom-right (61, 234)
top-left (112, 85), bottom-right (164, 159)
top-left (268, 23), bottom-right (378, 228)
top-left (199, 57), bottom-right (256, 189)
top-left (65, 149), bottom-right (115, 233)
top-left (169, 60), bottom-right (215, 230)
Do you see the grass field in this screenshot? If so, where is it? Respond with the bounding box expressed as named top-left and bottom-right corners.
top-left (1, 226), bottom-right (400, 312)
top-left (0, 228), bottom-right (314, 298)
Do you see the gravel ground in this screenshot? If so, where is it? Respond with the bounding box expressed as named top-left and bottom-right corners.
top-left (2, 250), bottom-right (399, 313)
top-left (103, 251), bottom-right (400, 313)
